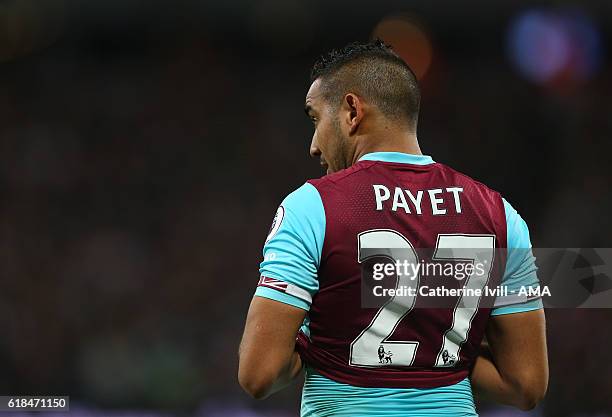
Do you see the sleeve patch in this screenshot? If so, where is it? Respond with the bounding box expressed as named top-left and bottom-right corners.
top-left (265, 205), bottom-right (285, 243)
top-left (493, 292), bottom-right (542, 308)
top-left (258, 276), bottom-right (313, 304)
top-left (491, 297), bottom-right (543, 316)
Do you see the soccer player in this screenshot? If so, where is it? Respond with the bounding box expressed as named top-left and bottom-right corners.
top-left (238, 40), bottom-right (548, 416)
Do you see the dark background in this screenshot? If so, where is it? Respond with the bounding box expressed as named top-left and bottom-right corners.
top-left (0, 0), bottom-right (610, 416)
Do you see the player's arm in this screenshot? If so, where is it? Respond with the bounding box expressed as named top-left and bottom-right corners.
top-left (238, 297), bottom-right (306, 399)
top-left (237, 183), bottom-right (324, 399)
top-left (471, 309), bottom-right (548, 410)
top-left (471, 198), bottom-right (548, 409)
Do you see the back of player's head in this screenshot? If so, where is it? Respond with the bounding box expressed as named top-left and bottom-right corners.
top-left (310, 39), bottom-right (420, 130)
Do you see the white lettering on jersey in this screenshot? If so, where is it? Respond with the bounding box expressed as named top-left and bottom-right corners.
top-left (372, 185), bottom-right (464, 215)
top-left (373, 185), bottom-right (391, 210)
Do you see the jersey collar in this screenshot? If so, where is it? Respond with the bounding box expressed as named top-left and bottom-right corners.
top-left (358, 152), bottom-right (435, 165)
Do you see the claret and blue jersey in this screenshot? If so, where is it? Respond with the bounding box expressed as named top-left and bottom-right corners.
top-left (254, 152), bottom-right (542, 417)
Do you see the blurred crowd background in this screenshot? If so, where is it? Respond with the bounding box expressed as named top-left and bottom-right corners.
top-left (0, 0), bottom-right (610, 416)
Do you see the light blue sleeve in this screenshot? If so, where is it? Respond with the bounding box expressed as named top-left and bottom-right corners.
top-left (254, 183), bottom-right (325, 311)
top-left (491, 198), bottom-right (544, 316)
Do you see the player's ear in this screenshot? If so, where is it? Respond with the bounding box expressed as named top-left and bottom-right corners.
top-left (343, 93), bottom-right (363, 136)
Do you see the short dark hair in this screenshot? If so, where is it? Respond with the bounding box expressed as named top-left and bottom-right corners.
top-left (310, 39), bottom-right (420, 128)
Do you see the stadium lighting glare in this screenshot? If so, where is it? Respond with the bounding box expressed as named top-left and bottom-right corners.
top-left (507, 9), bottom-right (602, 87)
top-left (372, 15), bottom-right (433, 81)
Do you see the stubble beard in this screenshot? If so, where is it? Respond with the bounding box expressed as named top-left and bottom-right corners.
top-left (330, 116), bottom-right (350, 173)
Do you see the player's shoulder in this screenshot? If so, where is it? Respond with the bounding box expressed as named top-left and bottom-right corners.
top-left (438, 163), bottom-right (532, 238)
top-left (281, 181), bottom-right (323, 211)
top-left (436, 162), bottom-right (500, 193)
top-left (270, 182), bottom-right (325, 242)
top-left (436, 162), bottom-right (504, 206)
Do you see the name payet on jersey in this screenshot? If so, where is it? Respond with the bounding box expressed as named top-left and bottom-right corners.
top-left (373, 184), bottom-right (464, 215)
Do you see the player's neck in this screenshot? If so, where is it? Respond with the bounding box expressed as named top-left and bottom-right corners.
top-left (351, 131), bottom-right (422, 165)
